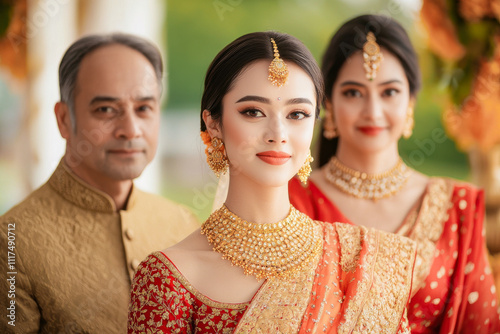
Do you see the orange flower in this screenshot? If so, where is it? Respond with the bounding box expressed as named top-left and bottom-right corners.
top-left (459, 0), bottom-right (491, 22)
top-left (444, 52), bottom-right (500, 151)
top-left (0, 0), bottom-right (27, 80)
top-left (491, 0), bottom-right (500, 21)
top-left (420, 0), bottom-right (466, 60)
top-left (200, 130), bottom-right (212, 146)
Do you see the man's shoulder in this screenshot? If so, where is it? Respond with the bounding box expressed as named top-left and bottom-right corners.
top-left (0, 182), bottom-right (54, 224)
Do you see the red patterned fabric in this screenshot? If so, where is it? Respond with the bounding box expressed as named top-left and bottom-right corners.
top-left (128, 252), bottom-right (246, 333)
top-left (128, 221), bottom-right (417, 333)
top-left (289, 176), bottom-right (500, 333)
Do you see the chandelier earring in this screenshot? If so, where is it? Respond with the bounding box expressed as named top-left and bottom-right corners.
top-left (201, 131), bottom-right (229, 177)
top-left (323, 109), bottom-right (338, 139)
top-left (403, 105), bottom-right (414, 139)
top-left (297, 152), bottom-right (314, 184)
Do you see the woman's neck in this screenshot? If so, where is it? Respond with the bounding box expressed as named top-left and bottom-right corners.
top-left (335, 144), bottom-right (400, 174)
top-left (224, 176), bottom-right (290, 224)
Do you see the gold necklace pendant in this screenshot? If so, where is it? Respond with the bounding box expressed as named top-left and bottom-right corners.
top-left (325, 157), bottom-right (411, 201)
top-left (201, 205), bottom-right (322, 280)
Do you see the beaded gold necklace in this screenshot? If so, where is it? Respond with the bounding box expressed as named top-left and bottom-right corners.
top-left (325, 156), bottom-right (411, 201)
top-left (201, 205), bottom-right (322, 280)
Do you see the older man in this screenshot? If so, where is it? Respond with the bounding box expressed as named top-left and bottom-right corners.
top-left (0, 33), bottom-right (199, 333)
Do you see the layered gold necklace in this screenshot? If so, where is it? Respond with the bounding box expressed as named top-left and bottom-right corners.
top-left (325, 156), bottom-right (411, 201)
top-left (201, 205), bottom-right (322, 280)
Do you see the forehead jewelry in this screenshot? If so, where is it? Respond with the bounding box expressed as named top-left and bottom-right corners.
top-left (363, 32), bottom-right (384, 81)
top-left (268, 38), bottom-right (289, 87)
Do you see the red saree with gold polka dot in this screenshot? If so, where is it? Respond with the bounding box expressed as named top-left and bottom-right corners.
top-left (290, 176), bottom-right (500, 333)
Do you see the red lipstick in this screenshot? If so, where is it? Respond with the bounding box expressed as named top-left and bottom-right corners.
top-left (358, 126), bottom-right (384, 136)
top-left (256, 151), bottom-right (291, 165)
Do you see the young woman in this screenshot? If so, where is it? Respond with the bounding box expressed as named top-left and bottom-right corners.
top-left (128, 31), bottom-right (417, 333)
top-left (289, 15), bottom-right (500, 333)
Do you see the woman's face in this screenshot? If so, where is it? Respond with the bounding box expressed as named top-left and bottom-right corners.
top-left (214, 59), bottom-right (316, 187)
top-left (328, 48), bottom-right (411, 154)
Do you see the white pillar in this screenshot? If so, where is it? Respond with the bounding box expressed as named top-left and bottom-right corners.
top-left (26, 0), bottom-right (166, 194)
top-left (27, 0), bottom-right (78, 189)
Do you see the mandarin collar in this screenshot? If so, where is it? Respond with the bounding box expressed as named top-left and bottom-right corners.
top-left (48, 160), bottom-right (137, 213)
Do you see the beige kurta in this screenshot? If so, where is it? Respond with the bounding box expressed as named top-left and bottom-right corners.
top-left (0, 161), bottom-right (199, 333)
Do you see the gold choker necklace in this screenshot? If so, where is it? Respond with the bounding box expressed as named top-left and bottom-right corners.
top-left (325, 157), bottom-right (411, 201)
top-left (201, 205), bottom-right (322, 280)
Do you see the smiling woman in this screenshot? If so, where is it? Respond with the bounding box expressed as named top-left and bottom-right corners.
top-left (289, 14), bottom-right (500, 333)
top-left (128, 31), bottom-right (418, 333)
top-left (210, 59), bottom-right (315, 190)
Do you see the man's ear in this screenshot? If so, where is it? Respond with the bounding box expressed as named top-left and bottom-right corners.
top-left (54, 102), bottom-right (72, 139)
top-left (202, 109), bottom-right (222, 138)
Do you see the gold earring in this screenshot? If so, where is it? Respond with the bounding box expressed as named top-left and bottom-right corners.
top-left (204, 134), bottom-right (229, 177)
top-left (297, 152), bottom-right (314, 184)
top-left (403, 106), bottom-right (414, 139)
top-left (323, 110), bottom-right (338, 139)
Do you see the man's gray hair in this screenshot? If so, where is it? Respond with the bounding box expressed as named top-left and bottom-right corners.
top-left (58, 33), bottom-right (163, 129)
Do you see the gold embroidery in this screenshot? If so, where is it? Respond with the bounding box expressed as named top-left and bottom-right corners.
top-left (352, 232), bottom-right (415, 334)
top-left (155, 252), bottom-right (248, 310)
top-left (398, 316), bottom-right (410, 334)
top-left (337, 225), bottom-right (416, 334)
top-left (234, 223), bottom-right (323, 333)
top-left (299, 223), bottom-right (342, 333)
top-left (128, 253), bottom-right (247, 333)
top-left (337, 225), bottom-right (377, 333)
top-left (50, 160), bottom-right (115, 212)
top-left (130, 225), bottom-right (416, 333)
top-left (398, 178), bottom-right (454, 293)
top-left (336, 223), bottom-right (364, 272)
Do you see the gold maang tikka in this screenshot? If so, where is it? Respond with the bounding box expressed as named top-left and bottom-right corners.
top-left (363, 32), bottom-right (384, 81)
top-left (268, 38), bottom-right (289, 87)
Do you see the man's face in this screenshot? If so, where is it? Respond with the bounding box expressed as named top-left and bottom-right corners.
top-left (64, 44), bottom-right (161, 184)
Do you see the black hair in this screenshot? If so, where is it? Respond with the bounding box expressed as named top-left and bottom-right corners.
top-left (200, 31), bottom-right (324, 131)
top-left (318, 15), bottom-right (421, 167)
